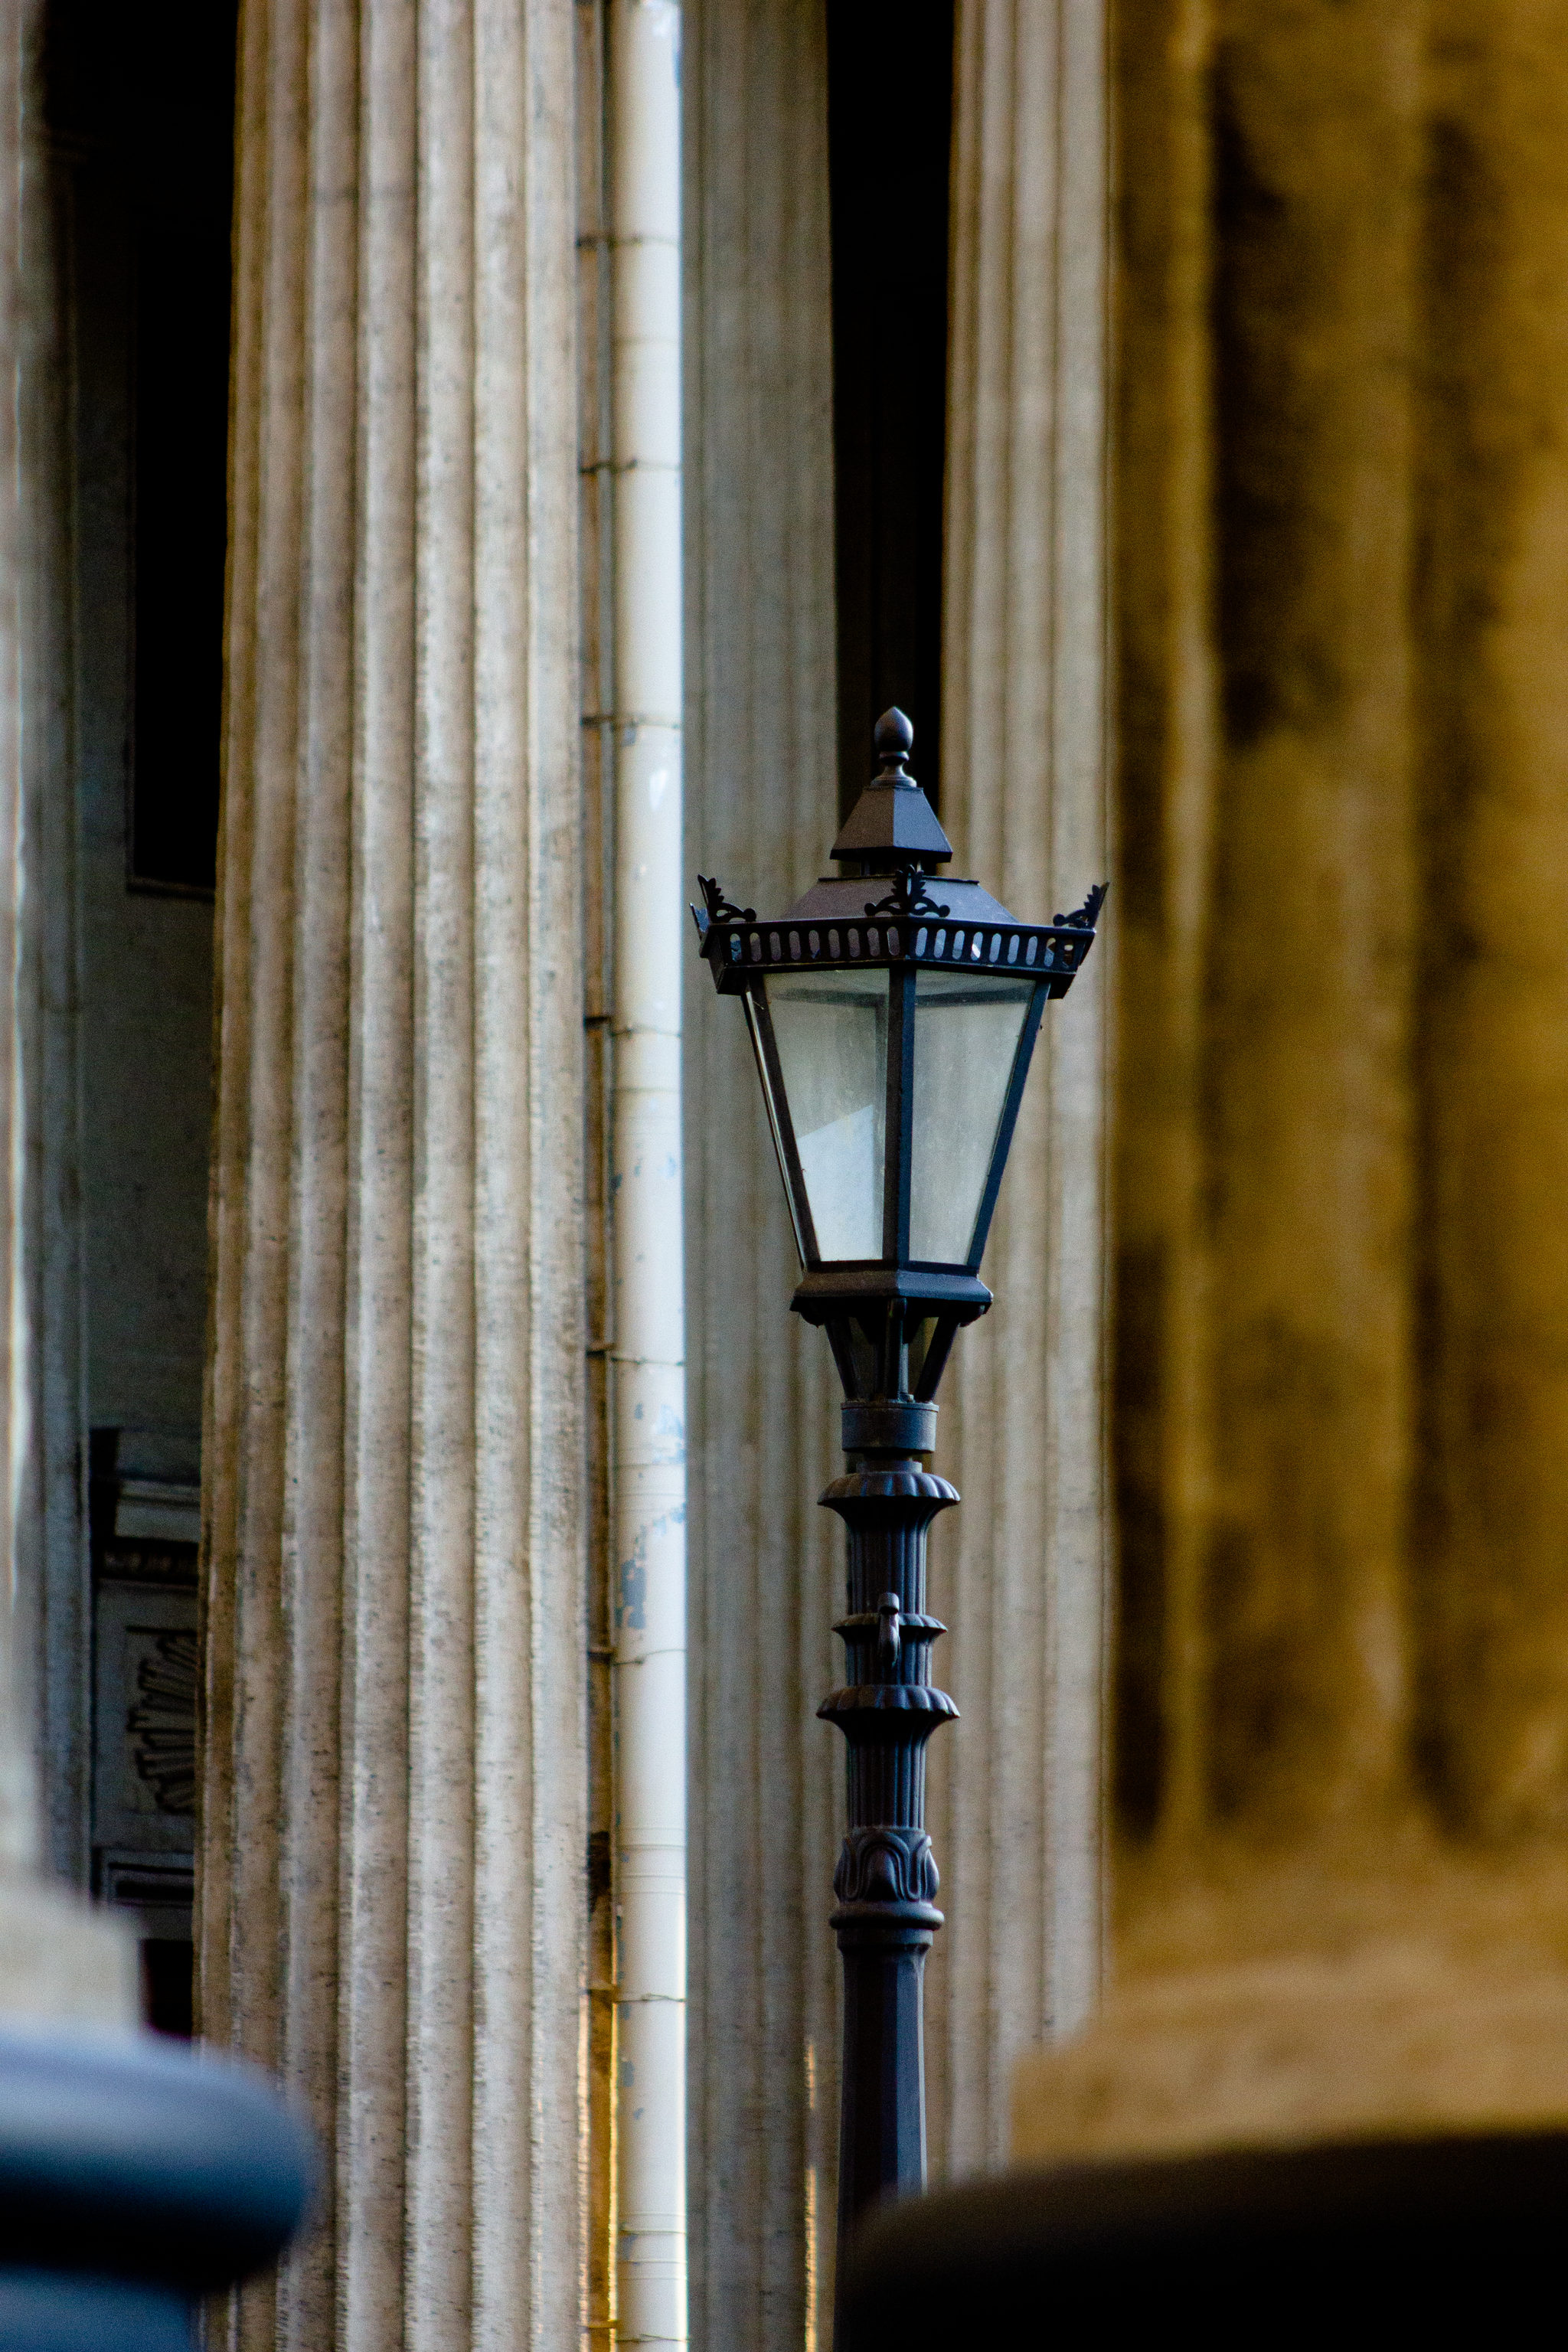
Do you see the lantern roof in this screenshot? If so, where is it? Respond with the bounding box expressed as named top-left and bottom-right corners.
top-left (785, 707), bottom-right (1010, 928)
top-left (691, 705), bottom-right (1106, 998)
top-left (781, 869), bottom-right (1015, 928)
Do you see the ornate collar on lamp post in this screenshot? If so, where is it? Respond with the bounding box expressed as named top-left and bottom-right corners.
top-left (694, 705), bottom-right (1104, 2308)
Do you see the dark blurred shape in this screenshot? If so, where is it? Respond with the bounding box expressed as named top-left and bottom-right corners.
top-left (0, 2025), bottom-right (315, 2350)
top-left (138, 1941), bottom-right (194, 2040)
top-left (838, 2132), bottom-right (1568, 2344)
top-left (826, 1), bottom-right (953, 821)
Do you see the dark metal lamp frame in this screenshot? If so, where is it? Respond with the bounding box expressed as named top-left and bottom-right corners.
top-left (722, 913), bottom-right (1088, 1263)
top-left (694, 709), bottom-right (1102, 2323)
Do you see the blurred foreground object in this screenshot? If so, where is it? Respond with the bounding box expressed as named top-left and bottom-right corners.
top-left (0, 1547), bottom-right (312, 2348)
top-left (0, 2027), bottom-right (314, 2350)
top-left (0, 1477), bottom-right (312, 2347)
top-left (838, 2132), bottom-right (1568, 2344)
top-left (1014, 0), bottom-right (1568, 2176)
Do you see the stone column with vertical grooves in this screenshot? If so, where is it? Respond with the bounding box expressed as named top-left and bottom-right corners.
top-left (931, 0), bottom-right (1111, 2180)
top-left (199, 4), bottom-right (586, 2344)
top-left (1016, 0), bottom-right (1568, 2167)
top-left (0, 0), bottom-right (133, 2022)
top-left (682, 5), bottom-right (844, 2346)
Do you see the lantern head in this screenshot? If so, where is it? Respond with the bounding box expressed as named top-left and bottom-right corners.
top-left (695, 710), bottom-right (1103, 1449)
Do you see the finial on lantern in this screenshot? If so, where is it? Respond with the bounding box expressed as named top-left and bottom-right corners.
top-left (874, 707), bottom-right (915, 773)
top-left (831, 707), bottom-right (952, 871)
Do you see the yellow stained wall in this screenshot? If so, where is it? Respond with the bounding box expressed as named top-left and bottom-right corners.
top-left (1018, 0), bottom-right (1568, 2159)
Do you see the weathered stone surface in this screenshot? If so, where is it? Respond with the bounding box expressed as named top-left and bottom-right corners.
top-left (682, 7), bottom-right (843, 2341)
top-left (932, 0), bottom-right (1110, 2176)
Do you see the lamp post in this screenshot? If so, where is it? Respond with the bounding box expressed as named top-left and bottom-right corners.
top-left (694, 708), bottom-right (1104, 2295)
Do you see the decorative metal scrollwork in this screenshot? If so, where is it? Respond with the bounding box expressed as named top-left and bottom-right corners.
top-left (1054, 880), bottom-right (1109, 930)
top-left (864, 865), bottom-right (950, 920)
top-left (833, 1828), bottom-right (940, 1907)
top-left (695, 873), bottom-right (756, 927)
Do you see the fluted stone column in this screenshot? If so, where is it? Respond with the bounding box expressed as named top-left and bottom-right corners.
top-left (0, 0), bottom-right (132, 2022)
top-left (684, 2), bottom-right (1113, 2327)
top-left (683, 8), bottom-right (843, 2346)
top-left (929, 0), bottom-right (1110, 2181)
top-left (1016, 0), bottom-right (1568, 2164)
top-left (199, 5), bottom-right (586, 2345)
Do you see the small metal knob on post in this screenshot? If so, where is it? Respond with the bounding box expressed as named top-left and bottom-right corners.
top-left (875, 1594), bottom-right (903, 1674)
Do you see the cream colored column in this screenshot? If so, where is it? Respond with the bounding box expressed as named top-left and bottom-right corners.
top-left (682, 5), bottom-right (842, 2347)
top-left (1016, 0), bottom-right (1568, 2167)
top-left (0, 0), bottom-right (131, 2022)
top-left (201, 5), bottom-right (585, 2348)
top-left (929, 0), bottom-right (1110, 2180)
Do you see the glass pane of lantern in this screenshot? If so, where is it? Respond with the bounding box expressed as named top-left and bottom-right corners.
top-left (765, 969), bottom-right (890, 1260)
top-left (910, 971), bottom-right (1034, 1264)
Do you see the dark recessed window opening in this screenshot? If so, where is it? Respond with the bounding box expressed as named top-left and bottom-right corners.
top-left (48, 2), bottom-right (237, 897)
top-left (139, 1936), bottom-right (195, 2040)
top-left (826, 0), bottom-right (955, 821)
top-left (131, 187), bottom-right (232, 895)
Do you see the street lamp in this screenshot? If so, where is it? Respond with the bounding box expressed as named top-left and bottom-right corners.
top-left (693, 707), bottom-right (1104, 2287)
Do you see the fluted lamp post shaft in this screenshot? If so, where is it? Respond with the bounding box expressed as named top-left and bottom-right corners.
top-left (820, 1446), bottom-right (956, 2233)
top-left (694, 708), bottom-right (1103, 2311)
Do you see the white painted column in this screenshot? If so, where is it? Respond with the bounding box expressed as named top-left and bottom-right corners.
top-left (608, 4), bottom-right (688, 2344)
top-left (201, 4), bottom-right (586, 2346)
top-left (928, 0), bottom-right (1110, 2176)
